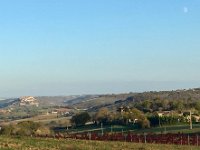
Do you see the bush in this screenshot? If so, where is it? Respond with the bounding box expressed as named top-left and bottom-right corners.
top-left (0, 125), bottom-right (15, 135)
top-left (35, 126), bottom-right (51, 135)
top-left (71, 112), bottom-right (91, 126)
top-left (1, 121), bottom-right (51, 136)
top-left (137, 119), bottom-right (150, 128)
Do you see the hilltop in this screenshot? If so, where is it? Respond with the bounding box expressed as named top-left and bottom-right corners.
top-left (70, 88), bottom-right (199, 107)
top-left (1, 88), bottom-right (200, 111)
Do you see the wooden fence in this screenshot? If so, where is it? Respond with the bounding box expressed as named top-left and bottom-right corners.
top-left (53, 132), bottom-right (200, 146)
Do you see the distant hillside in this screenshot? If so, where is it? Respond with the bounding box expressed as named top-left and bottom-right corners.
top-left (1, 88), bottom-right (200, 112)
top-left (71, 88), bottom-right (200, 112)
top-left (0, 96), bottom-right (39, 108)
top-left (0, 98), bottom-right (19, 108)
top-left (36, 96), bottom-right (80, 106)
top-left (122, 88), bottom-right (200, 104)
top-left (0, 95), bottom-right (97, 109)
top-left (65, 95), bottom-right (99, 106)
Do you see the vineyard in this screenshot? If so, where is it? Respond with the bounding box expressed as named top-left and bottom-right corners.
top-left (0, 135), bottom-right (200, 150)
top-left (46, 132), bottom-right (200, 146)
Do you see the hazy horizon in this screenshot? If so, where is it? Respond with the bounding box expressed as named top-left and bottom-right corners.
top-left (1, 81), bottom-right (200, 98)
top-left (0, 1), bottom-right (200, 97)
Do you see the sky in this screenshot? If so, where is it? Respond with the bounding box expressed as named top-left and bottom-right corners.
top-left (0, 0), bottom-right (200, 97)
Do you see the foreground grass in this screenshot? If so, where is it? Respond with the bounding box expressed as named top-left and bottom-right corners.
top-left (0, 136), bottom-right (199, 150)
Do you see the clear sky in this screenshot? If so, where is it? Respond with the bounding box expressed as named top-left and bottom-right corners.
top-left (0, 0), bottom-right (200, 97)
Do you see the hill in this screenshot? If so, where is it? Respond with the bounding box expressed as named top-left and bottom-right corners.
top-left (71, 88), bottom-right (200, 112)
top-left (1, 88), bottom-right (200, 123)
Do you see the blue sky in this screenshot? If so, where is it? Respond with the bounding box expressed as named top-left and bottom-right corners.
top-left (0, 0), bottom-right (200, 97)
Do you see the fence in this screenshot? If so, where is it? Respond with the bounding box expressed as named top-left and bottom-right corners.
top-left (65, 132), bottom-right (200, 146)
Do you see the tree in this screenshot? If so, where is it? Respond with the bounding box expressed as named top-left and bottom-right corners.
top-left (120, 108), bottom-right (150, 128)
top-left (194, 101), bottom-right (200, 112)
top-left (0, 121), bottom-right (50, 136)
top-left (94, 108), bottom-right (110, 124)
top-left (148, 115), bottom-right (159, 127)
top-left (0, 125), bottom-right (14, 135)
top-left (71, 112), bottom-right (91, 126)
top-left (142, 100), bottom-right (152, 109)
top-left (172, 100), bottom-right (185, 111)
top-left (15, 121), bottom-right (41, 136)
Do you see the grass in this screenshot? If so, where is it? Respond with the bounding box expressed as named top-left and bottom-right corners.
top-left (57, 124), bottom-right (137, 133)
top-left (63, 123), bottom-right (200, 135)
top-left (0, 135), bottom-right (199, 150)
top-left (131, 124), bottom-right (200, 134)
top-left (1, 114), bottom-right (70, 127)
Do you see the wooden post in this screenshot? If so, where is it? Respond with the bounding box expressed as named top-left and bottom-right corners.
top-left (89, 132), bottom-right (91, 140)
top-left (197, 135), bottom-right (199, 146)
top-left (131, 134), bottom-right (132, 142)
top-left (159, 116), bottom-right (161, 127)
top-left (144, 134), bottom-right (146, 144)
top-left (190, 110), bottom-right (192, 130)
top-left (101, 123), bottom-right (103, 136)
top-left (188, 134), bottom-right (190, 145)
top-left (181, 135), bottom-right (182, 145)
top-left (139, 136), bottom-right (140, 143)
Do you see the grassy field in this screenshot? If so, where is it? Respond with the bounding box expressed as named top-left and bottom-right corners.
top-left (63, 123), bottom-right (200, 135)
top-left (0, 135), bottom-right (199, 150)
top-left (1, 114), bottom-right (71, 127)
top-left (132, 124), bottom-right (200, 134)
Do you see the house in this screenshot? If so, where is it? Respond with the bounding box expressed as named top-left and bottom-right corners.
top-left (156, 111), bottom-right (174, 117)
top-left (57, 108), bottom-right (71, 116)
top-left (117, 106), bottom-right (130, 113)
top-left (51, 111), bottom-right (58, 114)
top-left (51, 108), bottom-right (72, 116)
top-left (192, 115), bottom-right (200, 122)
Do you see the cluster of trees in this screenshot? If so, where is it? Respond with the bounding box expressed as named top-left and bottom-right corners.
top-left (133, 98), bottom-right (200, 113)
top-left (71, 107), bottom-right (150, 128)
top-left (1, 121), bottom-right (51, 136)
top-left (118, 89), bottom-right (200, 114)
top-left (93, 107), bottom-right (150, 128)
top-left (71, 106), bottom-right (195, 129)
top-left (70, 89), bottom-right (200, 129)
top-left (148, 115), bottom-right (185, 127)
top-left (71, 112), bottom-right (91, 126)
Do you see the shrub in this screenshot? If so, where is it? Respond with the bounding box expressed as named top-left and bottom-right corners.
top-left (71, 112), bottom-right (91, 126)
top-left (1, 121), bottom-right (51, 136)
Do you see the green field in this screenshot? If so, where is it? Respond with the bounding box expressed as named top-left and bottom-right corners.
top-left (0, 135), bottom-right (199, 150)
top-left (59, 123), bottom-right (200, 135)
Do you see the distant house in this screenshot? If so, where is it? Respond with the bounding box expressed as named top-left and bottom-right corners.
top-left (51, 108), bottom-right (72, 116)
top-left (57, 108), bottom-right (71, 116)
top-left (156, 110), bottom-right (200, 123)
top-left (156, 111), bottom-right (174, 117)
top-left (182, 111), bottom-right (200, 123)
top-left (117, 106), bottom-right (125, 113)
top-left (51, 111), bottom-right (58, 114)
top-left (192, 115), bottom-right (200, 122)
top-left (117, 106), bottom-right (130, 113)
